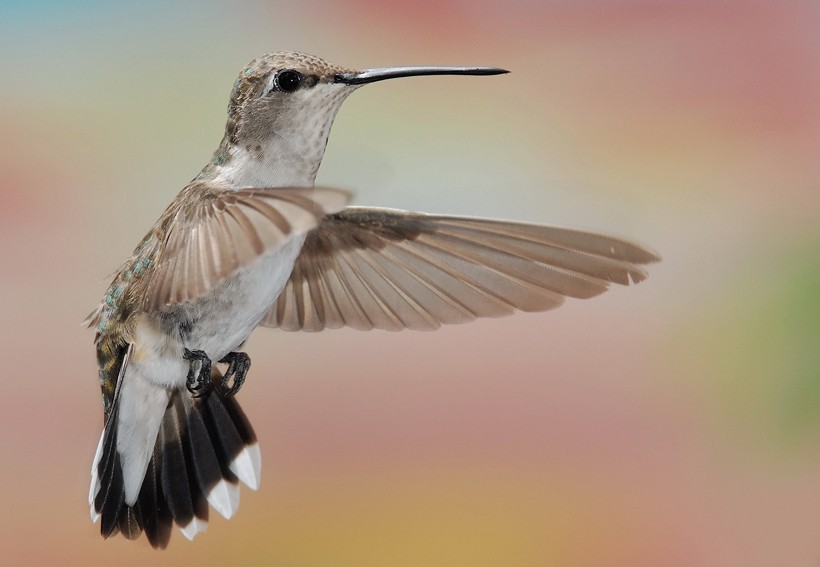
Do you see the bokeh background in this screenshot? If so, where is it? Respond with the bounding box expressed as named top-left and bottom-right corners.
top-left (2, 1), bottom-right (820, 565)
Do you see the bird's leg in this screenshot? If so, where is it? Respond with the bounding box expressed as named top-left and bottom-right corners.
top-left (183, 348), bottom-right (212, 397)
top-left (218, 352), bottom-right (251, 397)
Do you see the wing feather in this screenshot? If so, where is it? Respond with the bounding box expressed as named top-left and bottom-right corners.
top-left (144, 186), bottom-right (350, 309)
top-left (261, 208), bottom-right (659, 332)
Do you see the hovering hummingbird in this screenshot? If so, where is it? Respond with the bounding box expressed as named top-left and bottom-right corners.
top-left (87, 51), bottom-right (659, 548)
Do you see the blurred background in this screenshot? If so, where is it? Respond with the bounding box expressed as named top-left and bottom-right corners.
top-left (2, 1), bottom-right (819, 565)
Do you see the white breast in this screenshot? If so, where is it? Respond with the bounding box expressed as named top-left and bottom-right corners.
top-left (179, 233), bottom-right (307, 360)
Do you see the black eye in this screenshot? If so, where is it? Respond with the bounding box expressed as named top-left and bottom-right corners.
top-left (275, 70), bottom-right (303, 93)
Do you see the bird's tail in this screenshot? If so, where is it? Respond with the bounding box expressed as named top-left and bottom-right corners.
top-left (89, 369), bottom-right (261, 549)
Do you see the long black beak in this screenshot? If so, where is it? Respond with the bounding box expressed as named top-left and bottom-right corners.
top-left (334, 66), bottom-right (509, 86)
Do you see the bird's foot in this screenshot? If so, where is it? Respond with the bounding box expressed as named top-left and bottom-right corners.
top-left (183, 348), bottom-right (212, 397)
top-left (218, 352), bottom-right (250, 397)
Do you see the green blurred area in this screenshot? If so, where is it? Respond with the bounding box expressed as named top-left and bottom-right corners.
top-left (694, 235), bottom-right (820, 451)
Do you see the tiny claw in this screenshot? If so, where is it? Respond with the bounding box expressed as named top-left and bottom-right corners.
top-left (184, 348), bottom-right (212, 397)
top-left (218, 352), bottom-right (251, 397)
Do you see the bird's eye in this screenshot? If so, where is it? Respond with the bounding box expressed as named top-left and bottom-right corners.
top-left (275, 70), bottom-right (303, 93)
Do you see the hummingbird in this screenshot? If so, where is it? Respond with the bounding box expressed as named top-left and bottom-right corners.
top-left (87, 51), bottom-right (659, 548)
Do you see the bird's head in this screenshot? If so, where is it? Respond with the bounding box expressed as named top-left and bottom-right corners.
top-left (209, 51), bottom-right (507, 187)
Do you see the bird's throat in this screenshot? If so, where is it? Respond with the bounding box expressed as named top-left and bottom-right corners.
top-left (200, 140), bottom-right (322, 188)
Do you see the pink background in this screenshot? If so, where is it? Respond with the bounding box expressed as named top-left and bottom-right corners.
top-left (2, 1), bottom-right (820, 565)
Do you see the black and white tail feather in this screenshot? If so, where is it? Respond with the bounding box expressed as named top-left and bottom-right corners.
top-left (89, 346), bottom-right (260, 549)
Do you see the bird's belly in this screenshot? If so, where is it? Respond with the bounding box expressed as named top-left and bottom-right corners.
top-left (176, 234), bottom-right (306, 359)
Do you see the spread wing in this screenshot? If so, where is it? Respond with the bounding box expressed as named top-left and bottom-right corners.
top-left (260, 207), bottom-right (660, 332)
top-left (144, 186), bottom-right (350, 310)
